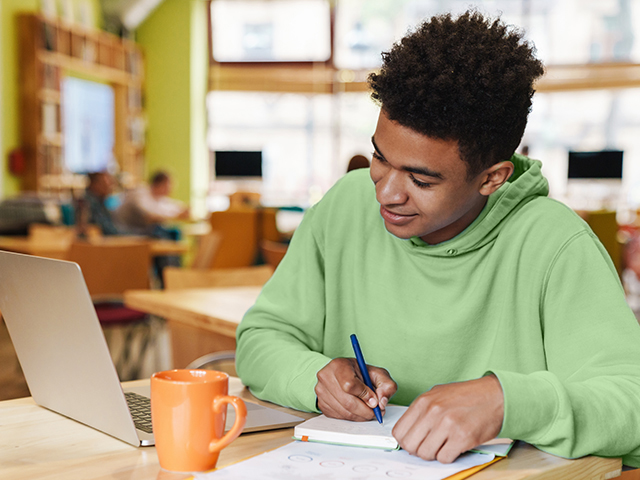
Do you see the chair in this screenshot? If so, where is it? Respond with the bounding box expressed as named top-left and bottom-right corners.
top-left (259, 239), bottom-right (288, 269)
top-left (186, 350), bottom-right (237, 377)
top-left (163, 265), bottom-right (273, 368)
top-left (208, 208), bottom-right (259, 268)
top-left (190, 230), bottom-right (223, 269)
top-left (581, 210), bottom-right (622, 275)
top-left (259, 207), bottom-right (282, 242)
top-left (229, 191), bottom-right (261, 209)
top-left (67, 241), bottom-right (154, 380)
top-left (163, 264), bottom-right (274, 290)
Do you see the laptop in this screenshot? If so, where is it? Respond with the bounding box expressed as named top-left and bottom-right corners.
top-left (0, 250), bottom-right (305, 447)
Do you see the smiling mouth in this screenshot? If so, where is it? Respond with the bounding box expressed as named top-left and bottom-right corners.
top-left (379, 206), bottom-right (417, 225)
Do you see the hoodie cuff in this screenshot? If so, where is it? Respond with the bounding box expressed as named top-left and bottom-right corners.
top-left (287, 354), bottom-right (332, 413)
top-left (486, 369), bottom-right (560, 442)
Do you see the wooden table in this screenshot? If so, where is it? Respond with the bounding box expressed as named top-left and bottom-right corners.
top-left (0, 235), bottom-right (189, 259)
top-left (0, 377), bottom-right (622, 480)
top-left (124, 287), bottom-right (262, 367)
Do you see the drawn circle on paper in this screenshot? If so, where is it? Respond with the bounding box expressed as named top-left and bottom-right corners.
top-left (319, 460), bottom-right (345, 468)
top-left (386, 470), bottom-right (412, 477)
top-left (353, 465), bottom-right (378, 473)
top-left (288, 455), bottom-right (313, 462)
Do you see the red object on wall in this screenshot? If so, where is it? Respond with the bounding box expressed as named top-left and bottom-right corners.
top-left (8, 148), bottom-right (25, 175)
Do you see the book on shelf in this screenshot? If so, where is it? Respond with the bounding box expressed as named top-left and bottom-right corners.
top-left (83, 40), bottom-right (96, 63)
top-left (41, 102), bottom-right (58, 136)
top-left (126, 50), bottom-right (141, 76)
top-left (128, 116), bottom-right (145, 146)
top-left (293, 405), bottom-right (514, 456)
top-left (42, 22), bottom-right (57, 51)
top-left (128, 87), bottom-right (142, 110)
top-left (38, 145), bottom-right (63, 175)
top-left (42, 63), bottom-right (60, 91)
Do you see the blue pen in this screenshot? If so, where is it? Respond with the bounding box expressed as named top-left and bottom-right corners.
top-left (350, 333), bottom-right (383, 424)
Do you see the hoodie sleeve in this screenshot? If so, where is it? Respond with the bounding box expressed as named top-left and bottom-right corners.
top-left (490, 231), bottom-right (640, 467)
top-left (235, 205), bottom-right (331, 412)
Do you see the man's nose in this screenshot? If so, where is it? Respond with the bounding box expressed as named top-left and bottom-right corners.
top-left (376, 169), bottom-right (408, 206)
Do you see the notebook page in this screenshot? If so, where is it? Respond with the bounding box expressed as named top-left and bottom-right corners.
top-left (293, 405), bottom-right (407, 448)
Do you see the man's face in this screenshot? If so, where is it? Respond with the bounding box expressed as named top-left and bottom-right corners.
top-left (152, 179), bottom-right (171, 197)
top-left (93, 173), bottom-right (113, 198)
top-left (370, 110), bottom-right (489, 245)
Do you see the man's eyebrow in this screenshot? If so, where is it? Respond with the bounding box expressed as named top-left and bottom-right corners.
top-left (371, 136), bottom-right (445, 180)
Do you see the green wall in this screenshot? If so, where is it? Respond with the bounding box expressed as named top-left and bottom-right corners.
top-left (1, 0), bottom-right (40, 198)
top-left (136, 0), bottom-right (209, 216)
top-left (0, 0), bottom-right (103, 198)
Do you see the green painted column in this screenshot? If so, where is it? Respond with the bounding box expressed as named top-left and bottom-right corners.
top-left (1, 0), bottom-right (40, 198)
top-left (136, 0), bottom-right (209, 217)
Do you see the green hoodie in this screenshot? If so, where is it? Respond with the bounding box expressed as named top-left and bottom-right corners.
top-left (236, 155), bottom-right (640, 466)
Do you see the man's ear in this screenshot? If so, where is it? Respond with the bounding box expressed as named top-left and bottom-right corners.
top-left (478, 161), bottom-right (514, 196)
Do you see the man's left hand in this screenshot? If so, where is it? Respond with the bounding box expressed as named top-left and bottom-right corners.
top-left (392, 374), bottom-right (504, 464)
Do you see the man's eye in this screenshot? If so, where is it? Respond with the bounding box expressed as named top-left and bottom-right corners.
top-left (372, 152), bottom-right (386, 163)
top-left (410, 175), bottom-right (432, 188)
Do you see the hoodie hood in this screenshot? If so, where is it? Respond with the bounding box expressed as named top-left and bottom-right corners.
top-left (404, 154), bottom-right (549, 257)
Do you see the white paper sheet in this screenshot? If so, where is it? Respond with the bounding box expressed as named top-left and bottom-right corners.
top-left (196, 441), bottom-right (495, 480)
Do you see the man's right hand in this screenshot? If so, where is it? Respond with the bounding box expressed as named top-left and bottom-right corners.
top-left (315, 357), bottom-right (397, 421)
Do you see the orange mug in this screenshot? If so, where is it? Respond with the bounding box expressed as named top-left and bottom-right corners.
top-left (150, 369), bottom-right (247, 473)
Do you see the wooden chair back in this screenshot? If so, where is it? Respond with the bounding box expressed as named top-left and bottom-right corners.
top-left (208, 208), bottom-right (259, 268)
top-left (190, 231), bottom-right (223, 269)
top-left (229, 191), bottom-right (261, 209)
top-left (582, 210), bottom-right (622, 275)
top-left (163, 265), bottom-right (273, 290)
top-left (260, 208), bottom-right (281, 242)
top-left (68, 241), bottom-right (151, 296)
top-left (260, 239), bottom-right (288, 269)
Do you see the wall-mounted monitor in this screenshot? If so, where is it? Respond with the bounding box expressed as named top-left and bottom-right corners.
top-left (214, 151), bottom-right (263, 178)
top-left (62, 77), bottom-right (115, 173)
top-left (568, 150), bottom-right (623, 179)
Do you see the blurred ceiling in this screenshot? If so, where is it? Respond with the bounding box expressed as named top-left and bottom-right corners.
top-left (100, 0), bottom-right (165, 31)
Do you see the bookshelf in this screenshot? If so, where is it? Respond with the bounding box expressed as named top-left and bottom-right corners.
top-left (18, 14), bottom-right (145, 193)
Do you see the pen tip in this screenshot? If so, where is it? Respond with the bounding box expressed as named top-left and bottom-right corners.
top-left (375, 410), bottom-right (383, 424)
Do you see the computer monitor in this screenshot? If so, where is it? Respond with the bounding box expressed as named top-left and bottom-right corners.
top-left (214, 151), bottom-right (263, 179)
top-left (567, 150), bottom-right (623, 179)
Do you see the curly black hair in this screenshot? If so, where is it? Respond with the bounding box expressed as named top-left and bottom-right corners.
top-left (368, 10), bottom-right (544, 178)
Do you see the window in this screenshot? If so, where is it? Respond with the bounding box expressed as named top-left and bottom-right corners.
top-left (207, 0), bottom-right (640, 210)
top-left (62, 77), bottom-right (115, 174)
top-left (524, 87), bottom-right (640, 209)
top-left (210, 0), bottom-right (331, 63)
top-left (333, 0), bottom-right (640, 69)
top-left (207, 90), bottom-right (378, 208)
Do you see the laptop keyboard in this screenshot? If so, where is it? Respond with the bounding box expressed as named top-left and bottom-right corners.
top-left (124, 392), bottom-right (153, 434)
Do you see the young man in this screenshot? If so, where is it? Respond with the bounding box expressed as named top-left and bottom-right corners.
top-left (236, 11), bottom-right (640, 466)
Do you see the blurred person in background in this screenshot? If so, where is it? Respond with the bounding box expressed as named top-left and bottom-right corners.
top-left (114, 170), bottom-right (189, 237)
top-left (347, 154), bottom-right (371, 173)
top-left (79, 171), bottom-right (119, 236)
top-left (114, 170), bottom-right (188, 285)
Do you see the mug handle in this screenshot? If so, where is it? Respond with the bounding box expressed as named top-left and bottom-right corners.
top-left (209, 396), bottom-right (247, 453)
